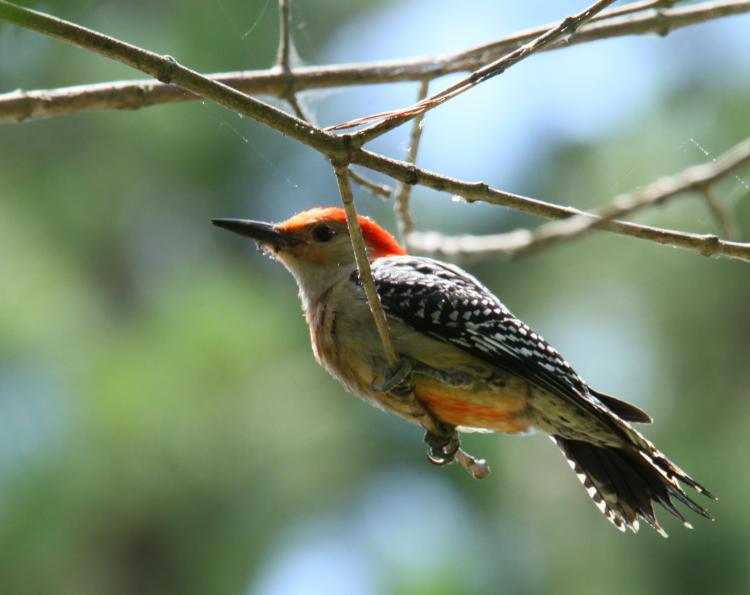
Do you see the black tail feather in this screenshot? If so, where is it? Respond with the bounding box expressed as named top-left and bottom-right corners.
top-left (589, 389), bottom-right (653, 424)
top-left (551, 436), bottom-right (714, 537)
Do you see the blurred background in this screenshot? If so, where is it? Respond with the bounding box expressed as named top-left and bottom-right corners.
top-left (1, 0), bottom-right (749, 593)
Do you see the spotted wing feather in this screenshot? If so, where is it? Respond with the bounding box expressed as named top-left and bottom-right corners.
top-left (353, 256), bottom-right (715, 534)
top-left (364, 256), bottom-right (597, 407)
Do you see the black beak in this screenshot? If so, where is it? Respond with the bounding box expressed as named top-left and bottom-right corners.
top-left (211, 218), bottom-right (301, 250)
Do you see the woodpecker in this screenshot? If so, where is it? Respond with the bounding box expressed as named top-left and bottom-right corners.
top-left (212, 207), bottom-right (715, 536)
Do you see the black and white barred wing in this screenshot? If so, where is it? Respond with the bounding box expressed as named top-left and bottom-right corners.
top-left (364, 256), bottom-right (603, 411)
top-left (360, 256), bottom-right (714, 536)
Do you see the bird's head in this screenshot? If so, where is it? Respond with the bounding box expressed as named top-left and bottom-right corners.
top-left (212, 207), bottom-right (405, 306)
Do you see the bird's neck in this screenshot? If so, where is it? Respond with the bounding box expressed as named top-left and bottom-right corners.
top-left (291, 262), bottom-right (358, 315)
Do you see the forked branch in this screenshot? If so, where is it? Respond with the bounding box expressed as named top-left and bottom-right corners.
top-left (0, 0), bottom-right (746, 266)
top-left (2, 0), bottom-right (749, 123)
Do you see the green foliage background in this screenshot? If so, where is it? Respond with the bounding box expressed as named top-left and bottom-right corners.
top-left (1, 1), bottom-right (749, 594)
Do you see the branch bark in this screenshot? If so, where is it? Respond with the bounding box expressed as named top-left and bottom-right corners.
top-left (334, 163), bottom-right (490, 479)
top-left (1, 0), bottom-right (747, 263)
top-left (334, 164), bottom-right (401, 371)
top-left (332, 0), bottom-right (618, 138)
top-left (0, 0), bottom-right (339, 154)
top-left (2, 0), bottom-right (749, 123)
top-left (0, 0), bottom-right (747, 266)
top-left (352, 148), bottom-right (750, 263)
top-left (394, 80), bottom-right (430, 246)
top-left (501, 136), bottom-right (750, 257)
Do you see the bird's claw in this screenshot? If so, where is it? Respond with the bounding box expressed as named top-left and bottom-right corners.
top-left (371, 356), bottom-right (414, 396)
top-left (424, 428), bottom-right (460, 466)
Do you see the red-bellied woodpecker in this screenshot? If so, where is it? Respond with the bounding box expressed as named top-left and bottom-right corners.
top-left (212, 207), bottom-right (715, 536)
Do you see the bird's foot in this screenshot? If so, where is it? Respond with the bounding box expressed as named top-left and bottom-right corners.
top-left (424, 425), bottom-right (460, 466)
top-left (371, 356), bottom-right (414, 396)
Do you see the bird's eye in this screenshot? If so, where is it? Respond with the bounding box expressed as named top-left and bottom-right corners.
top-left (312, 224), bottom-right (336, 243)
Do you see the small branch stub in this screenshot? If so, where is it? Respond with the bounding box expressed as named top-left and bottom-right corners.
top-left (457, 451), bottom-right (491, 480)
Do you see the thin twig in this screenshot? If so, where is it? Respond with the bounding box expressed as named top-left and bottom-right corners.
top-left (505, 135), bottom-right (750, 256)
top-left (594, 0), bottom-right (680, 20)
top-left (276, 0), bottom-right (388, 196)
top-left (407, 220), bottom-right (750, 261)
top-left (406, 138), bottom-right (750, 261)
top-left (276, 0), bottom-right (293, 70)
top-left (330, 0), bottom-right (618, 139)
top-left (333, 164), bottom-right (401, 370)
top-left (409, 215), bottom-right (750, 262)
top-left (348, 169), bottom-right (392, 199)
top-left (394, 80), bottom-right (430, 246)
top-left (408, 0), bottom-right (742, 78)
top-left (274, 0), bottom-right (307, 120)
top-left (0, 0), bottom-right (343, 154)
top-left (702, 186), bottom-right (740, 240)
top-left (1, 0), bottom-right (748, 266)
top-left (334, 163), bottom-right (489, 479)
top-left (2, 0), bottom-right (749, 123)
top-left (350, 148), bottom-right (750, 263)
top-left (407, 229), bottom-right (537, 258)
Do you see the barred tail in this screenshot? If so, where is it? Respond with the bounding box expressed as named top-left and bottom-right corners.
top-left (551, 436), bottom-right (716, 537)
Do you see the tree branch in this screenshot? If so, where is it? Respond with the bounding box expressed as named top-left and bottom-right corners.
top-left (408, 224), bottom-right (750, 262)
top-left (394, 80), bottom-right (429, 246)
top-left (2, 0), bottom-right (748, 123)
top-left (334, 163), bottom-right (489, 479)
top-left (0, 0), bottom-right (340, 155)
top-left (702, 186), bottom-right (739, 240)
top-left (274, 0), bottom-right (307, 120)
top-left (504, 135), bottom-right (750, 257)
top-left (352, 148), bottom-right (750, 263)
top-left (332, 0), bottom-right (618, 139)
top-left (1, 0), bottom-right (747, 267)
top-left (334, 165), bottom-right (400, 370)
top-left (2, 0), bottom-right (746, 264)
top-left (405, 137), bottom-right (750, 262)
top-left (348, 170), bottom-right (392, 198)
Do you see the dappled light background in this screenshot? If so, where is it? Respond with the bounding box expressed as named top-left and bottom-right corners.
top-left (2, 1), bottom-right (750, 593)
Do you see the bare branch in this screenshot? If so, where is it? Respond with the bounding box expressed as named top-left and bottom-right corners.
top-left (408, 225), bottom-right (750, 263)
top-left (0, 0), bottom-right (345, 156)
top-left (434, 0), bottom-right (750, 73)
top-left (406, 137), bottom-right (750, 262)
top-left (275, 1), bottom-right (388, 196)
top-left (352, 148), bottom-right (750, 263)
top-left (348, 170), bottom-right (392, 199)
top-left (505, 135), bottom-right (750, 256)
top-left (332, 0), bottom-right (618, 139)
top-left (334, 164), bottom-right (401, 370)
top-left (701, 186), bottom-right (740, 240)
top-left (334, 163), bottom-right (488, 479)
top-left (275, 0), bottom-right (293, 71)
top-left (2, 0), bottom-right (749, 123)
top-left (594, 0), bottom-right (682, 20)
top-left (274, 0), bottom-right (307, 120)
top-left (1, 0), bottom-right (747, 266)
top-left (394, 80), bottom-right (430, 246)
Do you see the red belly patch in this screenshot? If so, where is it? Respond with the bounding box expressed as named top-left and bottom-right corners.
top-left (415, 380), bottom-right (530, 433)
